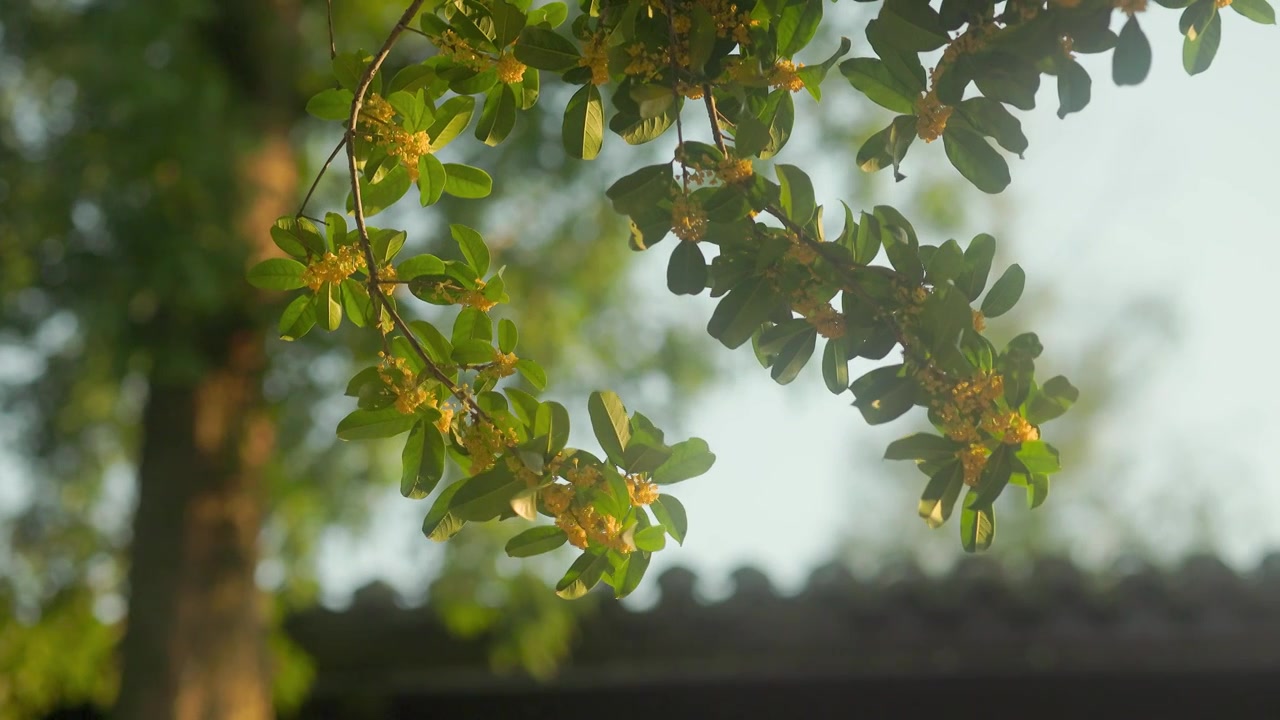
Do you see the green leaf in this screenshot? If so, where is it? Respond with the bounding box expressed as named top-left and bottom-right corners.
top-left (336, 406), bottom-right (417, 441)
top-left (340, 279), bottom-right (372, 328)
top-left (615, 551), bottom-right (651, 599)
top-left (387, 90), bottom-right (431, 132)
top-left (452, 339), bottom-right (495, 365)
top-left (775, 164), bottom-right (816, 226)
top-left (650, 496), bottom-right (688, 545)
top-left (534, 400), bottom-right (571, 458)
top-left (1180, 0), bottom-right (1217, 35)
top-left (426, 96), bottom-right (476, 151)
top-left (1183, 12), bottom-right (1222, 75)
top-left (652, 437), bottom-right (716, 485)
top-left (422, 482), bottom-right (467, 542)
top-left (317, 281), bottom-right (342, 331)
top-left (515, 358), bottom-right (546, 390)
top-left (850, 364), bottom-right (915, 425)
top-left (943, 127), bottom-right (1010, 194)
top-left (955, 98), bottom-right (1027, 157)
top-left (606, 164), bottom-right (674, 216)
top-left (707, 278), bottom-right (780, 350)
top-left (278, 294), bottom-right (316, 341)
top-left (885, 433), bottom-right (960, 462)
top-left (1015, 441), bottom-right (1061, 475)
top-left (497, 318), bottom-right (518, 354)
top-left (1027, 474), bottom-right (1050, 509)
top-left (1113, 16), bottom-right (1152, 86)
top-left (402, 420), bottom-right (446, 499)
top-left (490, 0), bottom-right (528, 47)
top-left (555, 549), bottom-right (611, 599)
top-left (667, 241), bottom-right (708, 296)
top-left (588, 391), bottom-right (632, 465)
top-left (271, 216), bottom-right (326, 258)
top-left (956, 233), bottom-right (996, 301)
top-left (353, 164), bottom-right (411, 216)
top-left (1026, 375), bottom-right (1079, 425)
top-left (919, 461), bottom-right (965, 529)
top-left (770, 326), bottom-right (817, 385)
top-left (776, 0), bottom-right (824, 55)
top-left (475, 83), bottom-right (518, 146)
top-left (878, 0), bottom-right (950, 51)
top-left (1056, 60), bottom-right (1092, 119)
top-left (450, 466), bottom-right (523, 521)
top-left (408, 320), bottom-right (453, 366)
top-left (563, 84), bottom-right (604, 160)
top-left (514, 26), bottom-right (582, 71)
top-left (959, 489), bottom-right (995, 552)
top-left (306, 88), bottom-right (354, 121)
top-left (1232, 0), bottom-right (1276, 23)
top-left (452, 306), bottom-right (492, 344)
top-left (505, 526), bottom-right (568, 558)
top-left (247, 258), bottom-right (307, 291)
top-left (926, 238), bottom-right (965, 284)
top-left (980, 264), bottom-right (1025, 318)
top-left (633, 526), bottom-right (667, 552)
top-left (855, 211), bottom-right (882, 264)
top-left (442, 163), bottom-right (493, 199)
top-left (821, 338), bottom-right (850, 395)
top-left (973, 53), bottom-right (1039, 111)
top-left (687, 5), bottom-right (717, 73)
top-left (414, 154), bottom-right (446, 207)
top-left (527, 1), bottom-right (569, 26)
top-left (840, 57), bottom-right (920, 114)
top-left (450, 224), bottom-right (490, 277)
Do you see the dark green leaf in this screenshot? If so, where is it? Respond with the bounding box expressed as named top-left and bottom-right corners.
top-left (885, 433), bottom-right (960, 462)
top-left (980, 263), bottom-right (1024, 318)
top-left (450, 466), bottom-right (522, 521)
top-left (475, 83), bottom-right (518, 146)
top-left (943, 127), bottom-right (1010, 194)
top-left (651, 496), bottom-right (688, 545)
top-left (563, 84), bottom-right (604, 160)
top-left (1232, 0), bottom-right (1276, 22)
top-left (278, 294), bottom-right (316, 341)
top-left (1183, 12), bottom-right (1221, 75)
top-left (505, 526), bottom-right (568, 558)
top-left (821, 338), bottom-right (850, 395)
top-left (1113, 16), bottom-right (1152, 86)
top-left (607, 164), bottom-right (675, 216)
top-left (422, 481), bottom-right (466, 542)
top-left (919, 461), bottom-right (965, 528)
top-left (402, 420), bottom-right (446, 499)
top-left (667, 241), bottom-right (708, 296)
top-left (776, 0), bottom-right (824, 55)
top-left (959, 488), bottom-right (995, 552)
top-left (1026, 375), bottom-right (1079, 425)
top-left (707, 278), bottom-right (780, 349)
top-left (956, 233), bottom-right (996, 301)
top-left (770, 325), bottom-right (817, 385)
top-left (840, 57), bottom-right (921, 114)
top-left (955, 97), bottom-right (1027, 157)
top-left (653, 438), bottom-right (716, 485)
top-left (775, 164), bottom-right (816, 226)
top-left (555, 549), bottom-right (611, 599)
top-left (851, 364), bottom-right (916, 425)
top-left (1056, 59), bottom-right (1092, 119)
top-left (615, 550), bottom-right (651, 599)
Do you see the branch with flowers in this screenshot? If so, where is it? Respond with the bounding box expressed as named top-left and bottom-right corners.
top-left (247, 0), bottom-right (1271, 593)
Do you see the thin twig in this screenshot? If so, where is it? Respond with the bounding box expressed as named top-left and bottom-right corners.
top-left (326, 0), bottom-right (337, 59)
top-left (701, 85), bottom-right (729, 156)
top-left (296, 135), bottom-right (348, 219)
top-left (662, 0), bottom-right (689, 190)
top-left (346, 1), bottom-right (490, 421)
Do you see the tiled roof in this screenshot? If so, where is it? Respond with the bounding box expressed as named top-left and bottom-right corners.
top-left (286, 553), bottom-right (1280, 696)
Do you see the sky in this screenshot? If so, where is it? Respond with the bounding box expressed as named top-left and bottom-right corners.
top-left (311, 11), bottom-right (1280, 609)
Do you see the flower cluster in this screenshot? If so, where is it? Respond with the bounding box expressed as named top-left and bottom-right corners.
top-left (768, 60), bottom-right (805, 93)
top-left (457, 418), bottom-right (518, 474)
top-left (915, 90), bottom-right (952, 143)
top-left (579, 33), bottom-right (610, 85)
top-left (539, 459), bottom-right (633, 552)
top-left (377, 352), bottom-right (431, 415)
top-left (357, 94), bottom-right (433, 180)
top-left (671, 194), bottom-right (708, 243)
top-left (301, 245), bottom-right (365, 291)
top-left (495, 52), bottom-right (527, 84)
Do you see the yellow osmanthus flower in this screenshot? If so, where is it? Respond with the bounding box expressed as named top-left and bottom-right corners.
top-left (626, 476), bottom-right (660, 506)
top-left (460, 288), bottom-right (497, 313)
top-left (458, 418), bottom-right (517, 474)
top-left (721, 56), bottom-right (759, 84)
top-left (677, 82), bottom-right (705, 100)
top-left (361, 94), bottom-right (396, 124)
top-left (564, 459), bottom-right (602, 488)
top-left (808, 305), bottom-right (847, 339)
top-left (915, 90), bottom-right (952, 143)
top-left (376, 352), bottom-right (431, 415)
top-left (981, 411), bottom-right (1040, 444)
top-left (624, 43), bottom-right (663, 79)
top-left (496, 53), bottom-right (526, 84)
top-left (717, 156), bottom-right (754, 184)
top-left (671, 194), bottom-right (708, 243)
top-left (438, 29), bottom-right (490, 71)
top-left (972, 309), bottom-right (986, 333)
top-left (301, 244), bottom-right (365, 291)
top-left (958, 443), bottom-right (990, 486)
top-left (785, 241), bottom-right (818, 265)
top-left (579, 34), bottom-right (611, 86)
top-left (768, 59), bottom-right (806, 93)
top-left (556, 513), bottom-right (589, 549)
top-left (1214, 0), bottom-right (1231, 6)
top-left (542, 483), bottom-right (574, 516)
top-left (434, 403), bottom-right (455, 434)
top-left (698, 0), bottom-right (755, 45)
top-left (558, 506), bottom-right (629, 553)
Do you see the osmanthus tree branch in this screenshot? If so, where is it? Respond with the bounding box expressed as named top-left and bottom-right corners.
top-left (698, 88), bottom-right (920, 361)
top-left (295, 135), bottom-right (347, 219)
top-left (345, 0), bottom-right (490, 421)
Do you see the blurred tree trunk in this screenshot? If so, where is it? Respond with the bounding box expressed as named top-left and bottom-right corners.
top-left (112, 0), bottom-right (301, 705)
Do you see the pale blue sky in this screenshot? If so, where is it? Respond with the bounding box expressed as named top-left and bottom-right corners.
top-left (311, 13), bottom-right (1280, 606)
